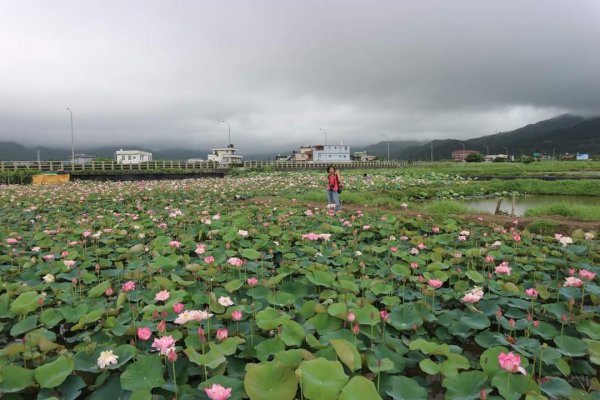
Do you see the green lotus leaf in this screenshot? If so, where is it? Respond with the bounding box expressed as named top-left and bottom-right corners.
top-left (442, 370), bottom-right (488, 400)
top-left (281, 319), bottom-right (306, 347)
top-left (383, 375), bottom-right (427, 400)
top-left (255, 307), bottom-right (291, 330)
top-left (330, 338), bottom-right (362, 371)
top-left (339, 376), bottom-right (382, 400)
top-left (296, 358), bottom-right (349, 400)
top-left (554, 335), bottom-right (588, 357)
top-left (34, 355), bottom-right (74, 388)
top-left (120, 354), bottom-right (165, 391)
top-left (273, 349), bottom-right (315, 368)
top-left (10, 291), bottom-right (41, 315)
top-left (10, 315), bottom-right (39, 337)
top-left (577, 320), bottom-right (600, 340)
top-left (491, 371), bottom-right (540, 400)
top-left (540, 377), bottom-right (573, 399)
top-left (255, 337), bottom-right (285, 362)
top-left (244, 361), bottom-right (298, 400)
top-left (0, 365), bottom-right (35, 393)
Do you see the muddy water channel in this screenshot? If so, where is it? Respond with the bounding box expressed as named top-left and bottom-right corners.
top-left (461, 195), bottom-right (598, 216)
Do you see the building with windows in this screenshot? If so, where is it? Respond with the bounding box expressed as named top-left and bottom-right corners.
top-left (115, 149), bottom-right (153, 164)
top-left (207, 144), bottom-right (243, 166)
top-left (451, 149), bottom-right (479, 162)
top-left (312, 144), bottom-right (351, 162)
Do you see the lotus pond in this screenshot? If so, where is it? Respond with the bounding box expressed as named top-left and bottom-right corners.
top-left (0, 175), bottom-right (599, 400)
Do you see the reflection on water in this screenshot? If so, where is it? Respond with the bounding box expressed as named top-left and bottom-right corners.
top-left (462, 195), bottom-right (597, 216)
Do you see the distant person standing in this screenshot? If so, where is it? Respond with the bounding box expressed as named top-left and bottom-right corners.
top-left (327, 165), bottom-right (342, 211)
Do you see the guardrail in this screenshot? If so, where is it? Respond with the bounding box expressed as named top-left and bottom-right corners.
top-left (0, 160), bottom-right (223, 172)
top-left (0, 160), bottom-right (413, 172)
top-left (242, 160), bottom-right (412, 169)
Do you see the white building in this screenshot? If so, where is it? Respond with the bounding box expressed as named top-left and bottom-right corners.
top-left (73, 153), bottom-right (96, 164)
top-left (312, 144), bottom-right (351, 162)
top-left (207, 145), bottom-right (243, 166)
top-left (115, 149), bottom-right (153, 164)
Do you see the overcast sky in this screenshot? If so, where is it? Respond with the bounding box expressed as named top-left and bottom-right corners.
top-left (2, 0), bottom-right (600, 152)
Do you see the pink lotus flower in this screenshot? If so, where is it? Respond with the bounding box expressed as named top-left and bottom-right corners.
top-left (380, 309), bottom-right (389, 322)
top-left (525, 288), bottom-right (539, 298)
top-left (495, 262), bottom-right (511, 276)
top-left (195, 244), bottom-right (206, 255)
top-left (458, 235), bottom-right (467, 241)
top-left (232, 310), bottom-right (243, 321)
top-left (122, 280), bottom-right (136, 292)
top-left (169, 240), bottom-right (181, 248)
top-left (63, 259), bottom-right (76, 268)
top-left (417, 243), bottom-right (426, 250)
top-left (564, 277), bottom-right (583, 287)
top-left (155, 290), bottom-right (170, 302)
top-left (137, 327), bottom-right (152, 341)
top-left (347, 311), bottom-right (356, 322)
top-left (428, 279), bottom-right (443, 289)
top-left (82, 230), bottom-right (92, 238)
top-left (216, 328), bottom-right (228, 341)
top-left (410, 248), bottom-right (419, 255)
top-left (152, 335), bottom-right (176, 355)
top-left (105, 287), bottom-right (113, 296)
top-left (352, 323), bottom-right (360, 335)
top-left (579, 269), bottom-right (596, 281)
top-left (227, 257), bottom-right (243, 267)
top-left (157, 320), bottom-right (166, 332)
top-left (485, 255), bottom-right (495, 263)
top-left (167, 349), bottom-right (177, 362)
top-left (410, 262), bottom-right (419, 270)
top-left (498, 352), bottom-right (527, 375)
top-left (43, 254), bottom-right (55, 261)
top-left (204, 255), bottom-right (215, 264)
top-left (6, 238), bottom-right (18, 244)
top-left (204, 383), bottom-right (232, 400)
top-left (238, 229), bottom-right (249, 237)
top-left (302, 232), bottom-right (320, 241)
top-left (512, 233), bottom-right (521, 242)
top-left (462, 287), bottom-right (484, 303)
top-left (173, 303), bottom-right (185, 313)
top-left (390, 246), bottom-right (398, 253)
top-left (218, 296), bottom-right (234, 307)
top-left (247, 277), bottom-right (258, 287)
top-left (432, 226), bottom-right (440, 234)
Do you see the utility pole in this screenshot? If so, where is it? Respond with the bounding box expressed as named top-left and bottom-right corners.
top-left (430, 140), bottom-right (433, 162)
top-left (67, 108), bottom-right (74, 167)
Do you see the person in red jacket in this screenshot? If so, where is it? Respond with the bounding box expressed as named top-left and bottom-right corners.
top-left (326, 165), bottom-right (342, 211)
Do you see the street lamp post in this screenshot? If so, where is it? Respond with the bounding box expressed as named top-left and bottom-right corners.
top-left (483, 145), bottom-right (489, 156)
top-left (66, 108), bottom-right (74, 168)
top-left (381, 134), bottom-right (390, 162)
top-left (319, 129), bottom-right (328, 162)
top-left (221, 121), bottom-right (231, 146)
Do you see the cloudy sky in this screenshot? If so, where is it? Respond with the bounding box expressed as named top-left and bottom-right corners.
top-left (2, 0), bottom-right (600, 152)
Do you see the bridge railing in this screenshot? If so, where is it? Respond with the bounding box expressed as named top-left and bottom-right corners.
top-left (0, 160), bottom-right (224, 172)
top-left (0, 160), bottom-right (414, 172)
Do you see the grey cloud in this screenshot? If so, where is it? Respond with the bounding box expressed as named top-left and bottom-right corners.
top-left (1, 0), bottom-right (599, 153)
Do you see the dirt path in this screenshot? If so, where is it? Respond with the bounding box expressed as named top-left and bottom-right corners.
top-left (245, 196), bottom-right (599, 235)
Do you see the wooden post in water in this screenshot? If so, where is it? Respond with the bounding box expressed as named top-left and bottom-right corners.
top-left (494, 198), bottom-right (503, 215)
top-left (511, 194), bottom-right (516, 217)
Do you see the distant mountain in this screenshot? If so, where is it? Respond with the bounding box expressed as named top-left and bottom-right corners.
top-left (359, 140), bottom-right (427, 159)
top-left (2, 114), bottom-right (597, 162)
top-left (367, 114), bottom-right (596, 160)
